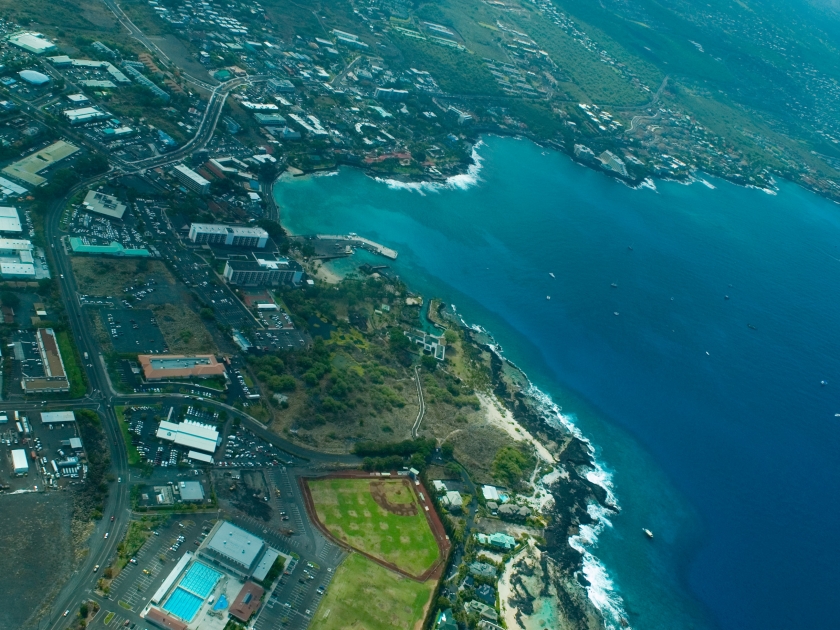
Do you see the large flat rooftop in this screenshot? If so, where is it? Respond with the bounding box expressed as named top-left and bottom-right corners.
top-left (2, 141), bottom-right (79, 187)
top-left (205, 521), bottom-right (265, 570)
top-left (138, 354), bottom-right (225, 380)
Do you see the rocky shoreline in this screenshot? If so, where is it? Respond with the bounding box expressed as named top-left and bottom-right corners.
top-left (465, 325), bottom-right (624, 630)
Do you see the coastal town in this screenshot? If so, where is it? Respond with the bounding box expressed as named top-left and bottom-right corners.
top-left (0, 0), bottom-right (837, 630)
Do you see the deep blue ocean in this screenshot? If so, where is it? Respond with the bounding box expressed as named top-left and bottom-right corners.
top-left (274, 136), bottom-right (840, 630)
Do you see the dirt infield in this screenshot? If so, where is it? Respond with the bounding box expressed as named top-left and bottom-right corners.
top-left (370, 480), bottom-right (419, 516)
top-left (300, 471), bottom-right (451, 582)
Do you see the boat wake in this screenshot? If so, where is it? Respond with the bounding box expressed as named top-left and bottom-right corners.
top-left (373, 142), bottom-right (485, 194)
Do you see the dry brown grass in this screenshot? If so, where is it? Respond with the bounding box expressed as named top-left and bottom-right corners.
top-left (447, 424), bottom-right (518, 485)
top-left (151, 303), bottom-right (218, 354)
top-left (70, 258), bottom-right (175, 297)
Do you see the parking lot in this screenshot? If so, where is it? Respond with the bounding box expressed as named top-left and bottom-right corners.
top-left (104, 517), bottom-right (211, 619)
top-left (102, 309), bottom-right (168, 353)
top-left (0, 409), bottom-right (90, 489)
top-left (123, 404), bottom-right (220, 468)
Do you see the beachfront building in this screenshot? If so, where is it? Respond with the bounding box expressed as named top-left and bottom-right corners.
top-left (475, 532), bottom-right (516, 551)
top-left (464, 600), bottom-right (499, 623)
top-left (598, 150), bottom-right (629, 177)
top-left (223, 255), bottom-right (303, 287)
top-left (405, 329), bottom-right (446, 361)
top-left (498, 504), bottom-right (532, 521)
top-left (468, 561), bottom-right (498, 580)
top-left (188, 223), bottom-right (268, 248)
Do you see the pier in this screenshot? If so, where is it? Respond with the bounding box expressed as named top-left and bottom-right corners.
top-left (315, 234), bottom-right (398, 259)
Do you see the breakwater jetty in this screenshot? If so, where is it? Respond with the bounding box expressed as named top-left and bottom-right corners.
top-left (293, 233), bottom-right (398, 260)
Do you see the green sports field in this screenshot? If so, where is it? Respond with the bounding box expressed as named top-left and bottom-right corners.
top-left (308, 477), bottom-right (440, 577)
top-left (309, 553), bottom-right (434, 630)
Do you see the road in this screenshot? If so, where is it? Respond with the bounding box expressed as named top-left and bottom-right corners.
top-left (411, 365), bottom-right (427, 438)
top-left (101, 0), bottom-right (217, 92)
top-left (0, 5), bottom-right (340, 625)
top-left (12, 84), bottom-right (353, 626)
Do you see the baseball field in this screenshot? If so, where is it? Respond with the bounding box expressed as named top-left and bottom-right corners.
top-left (307, 477), bottom-right (441, 577)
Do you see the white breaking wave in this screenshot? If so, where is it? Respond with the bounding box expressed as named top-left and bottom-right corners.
top-left (458, 311), bottom-right (630, 627)
top-left (528, 386), bottom-right (628, 625)
top-left (569, 501), bottom-right (630, 630)
top-left (373, 142), bottom-right (485, 195)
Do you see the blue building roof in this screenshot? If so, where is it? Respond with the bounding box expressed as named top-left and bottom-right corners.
top-left (19, 70), bottom-right (50, 85)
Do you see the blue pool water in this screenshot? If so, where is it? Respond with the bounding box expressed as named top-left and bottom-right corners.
top-left (163, 588), bottom-right (203, 622)
top-left (213, 594), bottom-right (229, 611)
top-left (179, 562), bottom-right (221, 598)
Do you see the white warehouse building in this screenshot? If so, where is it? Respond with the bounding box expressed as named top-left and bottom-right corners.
top-left (156, 420), bottom-right (219, 453)
top-left (11, 448), bottom-right (29, 474)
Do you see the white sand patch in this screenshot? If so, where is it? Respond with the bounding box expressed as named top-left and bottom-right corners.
top-left (498, 542), bottom-right (532, 630)
top-left (479, 393), bottom-right (555, 463)
top-left (311, 260), bottom-right (343, 284)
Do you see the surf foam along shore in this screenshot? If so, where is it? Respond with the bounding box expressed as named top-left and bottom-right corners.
top-left (372, 142), bottom-right (485, 194)
top-left (454, 310), bottom-right (631, 630)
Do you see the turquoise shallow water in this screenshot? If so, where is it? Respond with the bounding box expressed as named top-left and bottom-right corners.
top-left (274, 136), bottom-right (840, 630)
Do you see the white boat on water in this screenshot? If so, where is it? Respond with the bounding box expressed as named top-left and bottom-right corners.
top-left (549, 272), bottom-right (555, 278)
top-left (643, 528), bottom-right (654, 539)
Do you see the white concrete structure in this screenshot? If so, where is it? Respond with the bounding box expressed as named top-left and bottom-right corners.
top-left (156, 420), bottom-right (219, 453)
top-left (7, 32), bottom-right (56, 55)
top-left (64, 107), bottom-right (110, 125)
top-left (11, 448), bottom-right (29, 474)
top-left (188, 223), bottom-right (268, 248)
top-left (0, 207), bottom-right (21, 233)
top-left (82, 190), bottom-right (127, 220)
top-left (172, 164), bottom-right (210, 195)
top-left (41, 411), bottom-right (76, 424)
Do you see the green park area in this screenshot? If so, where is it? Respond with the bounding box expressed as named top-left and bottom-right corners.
top-left (308, 477), bottom-right (440, 578)
top-left (309, 553), bottom-right (434, 630)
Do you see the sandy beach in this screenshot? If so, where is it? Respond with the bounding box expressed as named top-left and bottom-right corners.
top-left (479, 392), bottom-right (555, 463)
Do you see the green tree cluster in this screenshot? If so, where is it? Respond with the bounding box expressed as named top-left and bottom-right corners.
top-left (491, 446), bottom-right (536, 489)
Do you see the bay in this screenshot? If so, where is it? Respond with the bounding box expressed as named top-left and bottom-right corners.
top-left (274, 135), bottom-right (840, 630)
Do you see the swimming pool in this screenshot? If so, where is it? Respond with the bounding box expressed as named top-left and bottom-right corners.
top-left (213, 594), bottom-right (229, 611)
top-left (179, 562), bottom-right (222, 598)
top-left (163, 587), bottom-right (203, 622)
